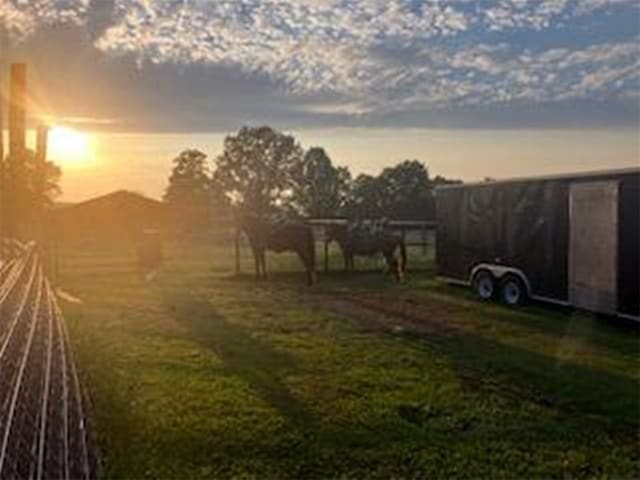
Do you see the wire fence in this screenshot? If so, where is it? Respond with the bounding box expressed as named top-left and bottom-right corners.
top-left (0, 242), bottom-right (96, 480)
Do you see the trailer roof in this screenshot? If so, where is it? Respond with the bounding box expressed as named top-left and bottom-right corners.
top-left (436, 166), bottom-right (640, 190)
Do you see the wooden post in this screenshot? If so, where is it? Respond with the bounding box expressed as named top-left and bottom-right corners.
top-left (36, 125), bottom-right (48, 220)
top-left (5, 63), bottom-right (27, 239)
top-left (324, 237), bottom-right (329, 273)
top-left (234, 227), bottom-right (241, 275)
top-left (36, 125), bottom-right (49, 273)
top-left (0, 83), bottom-right (4, 249)
top-left (9, 63), bottom-right (26, 157)
top-left (52, 214), bottom-right (60, 285)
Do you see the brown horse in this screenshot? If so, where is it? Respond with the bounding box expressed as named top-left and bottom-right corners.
top-left (326, 223), bottom-right (407, 281)
top-left (239, 215), bottom-right (316, 286)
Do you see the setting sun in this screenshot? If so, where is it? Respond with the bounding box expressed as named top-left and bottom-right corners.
top-left (48, 126), bottom-right (92, 165)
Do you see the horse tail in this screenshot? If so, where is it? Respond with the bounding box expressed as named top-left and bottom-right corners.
top-left (399, 238), bottom-right (407, 276)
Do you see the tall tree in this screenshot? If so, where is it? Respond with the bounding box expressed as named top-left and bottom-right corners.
top-left (212, 126), bottom-right (304, 217)
top-left (345, 160), bottom-right (459, 220)
top-left (377, 160), bottom-right (435, 220)
top-left (164, 149), bottom-right (214, 233)
top-left (344, 174), bottom-right (384, 219)
top-left (291, 147), bottom-right (351, 218)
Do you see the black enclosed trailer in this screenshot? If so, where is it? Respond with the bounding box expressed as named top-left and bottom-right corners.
top-left (435, 168), bottom-right (639, 321)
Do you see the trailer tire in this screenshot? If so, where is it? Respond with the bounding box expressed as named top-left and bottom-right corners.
top-left (500, 275), bottom-right (527, 306)
top-left (472, 270), bottom-right (495, 300)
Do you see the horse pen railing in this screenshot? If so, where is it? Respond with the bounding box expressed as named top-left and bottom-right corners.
top-left (232, 218), bottom-right (436, 275)
top-left (309, 218), bottom-right (437, 273)
top-left (0, 243), bottom-right (96, 480)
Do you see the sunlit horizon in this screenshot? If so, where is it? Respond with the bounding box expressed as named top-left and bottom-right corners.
top-left (47, 126), bottom-right (94, 167)
top-left (10, 126), bottom-right (635, 203)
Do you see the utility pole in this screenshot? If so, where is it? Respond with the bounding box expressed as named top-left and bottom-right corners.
top-left (0, 25), bottom-right (5, 248)
top-left (8, 63), bottom-right (26, 156)
top-left (36, 124), bottom-right (51, 275)
top-left (35, 124), bottom-right (48, 200)
top-left (0, 75), bottom-right (4, 248)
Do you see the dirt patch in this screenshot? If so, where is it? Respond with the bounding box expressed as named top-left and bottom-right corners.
top-left (303, 290), bottom-right (460, 338)
top-left (236, 277), bottom-right (463, 338)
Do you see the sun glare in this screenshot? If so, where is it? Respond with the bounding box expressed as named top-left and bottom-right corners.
top-left (48, 126), bottom-right (92, 165)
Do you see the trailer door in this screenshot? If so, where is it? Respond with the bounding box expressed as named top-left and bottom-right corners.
top-left (569, 181), bottom-right (618, 314)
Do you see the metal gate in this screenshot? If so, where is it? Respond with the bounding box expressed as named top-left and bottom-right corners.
top-left (569, 181), bottom-right (619, 314)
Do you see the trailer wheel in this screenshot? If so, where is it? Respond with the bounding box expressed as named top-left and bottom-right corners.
top-left (500, 275), bottom-right (527, 306)
top-left (472, 270), bottom-right (495, 300)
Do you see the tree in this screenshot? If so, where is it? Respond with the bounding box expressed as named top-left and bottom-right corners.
top-left (291, 147), bottom-right (351, 218)
top-left (164, 149), bottom-right (215, 234)
top-left (377, 160), bottom-right (435, 220)
top-left (344, 174), bottom-right (384, 219)
top-left (212, 126), bottom-right (304, 217)
top-left (432, 175), bottom-right (463, 187)
top-left (0, 149), bottom-right (61, 234)
top-left (344, 160), bottom-right (460, 220)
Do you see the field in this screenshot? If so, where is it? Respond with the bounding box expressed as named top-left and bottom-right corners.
top-left (59, 242), bottom-right (639, 479)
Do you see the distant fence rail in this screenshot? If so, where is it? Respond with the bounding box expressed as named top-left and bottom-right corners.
top-left (308, 217), bottom-right (436, 248)
top-left (0, 243), bottom-right (96, 480)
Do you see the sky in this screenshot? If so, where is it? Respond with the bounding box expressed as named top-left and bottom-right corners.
top-left (1, 0), bottom-right (639, 201)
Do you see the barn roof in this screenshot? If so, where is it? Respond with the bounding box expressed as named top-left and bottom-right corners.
top-left (56, 190), bottom-right (163, 213)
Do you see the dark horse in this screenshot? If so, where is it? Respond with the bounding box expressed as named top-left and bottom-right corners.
top-left (239, 215), bottom-right (316, 286)
top-left (326, 223), bottom-right (407, 281)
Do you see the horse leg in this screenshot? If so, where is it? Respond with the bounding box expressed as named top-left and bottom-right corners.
top-left (305, 260), bottom-right (316, 286)
top-left (383, 252), bottom-right (392, 276)
top-left (393, 251), bottom-right (403, 282)
top-left (395, 254), bottom-right (403, 282)
top-left (384, 251), bottom-right (400, 281)
top-left (295, 251), bottom-right (314, 286)
top-left (399, 240), bottom-right (407, 281)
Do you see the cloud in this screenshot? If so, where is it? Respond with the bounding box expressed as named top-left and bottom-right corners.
top-left (0, 0), bottom-right (90, 41)
top-left (2, 0), bottom-right (638, 128)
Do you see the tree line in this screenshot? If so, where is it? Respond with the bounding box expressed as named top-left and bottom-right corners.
top-left (164, 126), bottom-right (460, 234)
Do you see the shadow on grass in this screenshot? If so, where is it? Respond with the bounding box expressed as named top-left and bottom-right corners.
top-left (415, 281), bottom-right (639, 357)
top-left (164, 290), bottom-right (318, 430)
top-left (439, 330), bottom-right (640, 430)
top-left (485, 307), bottom-right (639, 357)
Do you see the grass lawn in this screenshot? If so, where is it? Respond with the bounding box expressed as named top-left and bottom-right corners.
top-left (59, 242), bottom-right (639, 479)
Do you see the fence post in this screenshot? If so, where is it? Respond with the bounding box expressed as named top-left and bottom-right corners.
top-left (53, 217), bottom-right (60, 285)
top-left (324, 237), bottom-right (329, 273)
top-left (0, 85), bottom-right (4, 256)
top-left (234, 227), bottom-right (241, 275)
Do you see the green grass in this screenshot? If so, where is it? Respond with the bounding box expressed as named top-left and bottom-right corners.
top-left (59, 242), bottom-right (639, 479)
